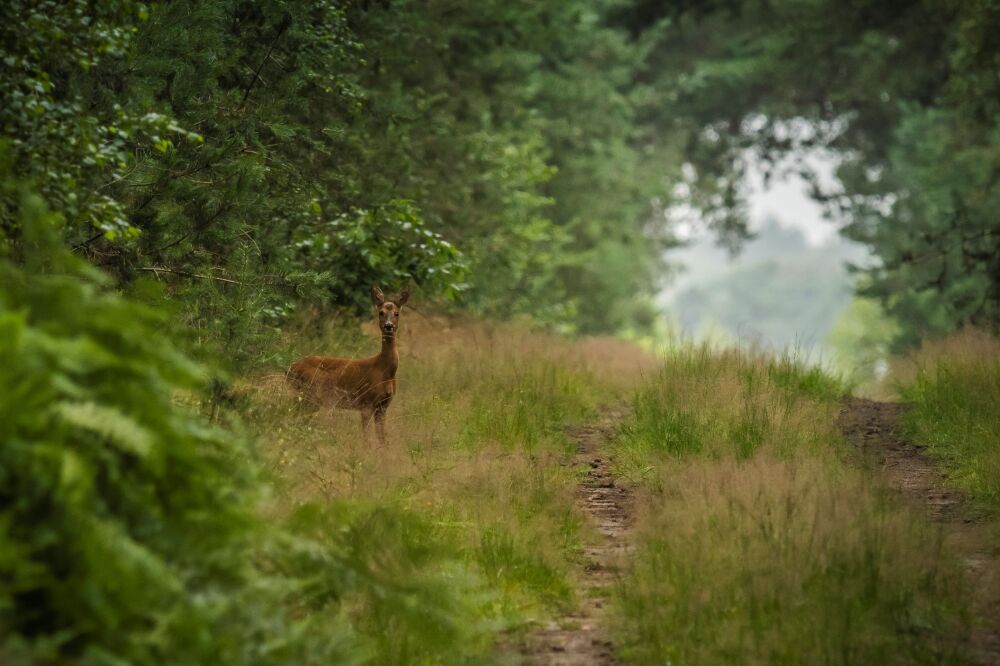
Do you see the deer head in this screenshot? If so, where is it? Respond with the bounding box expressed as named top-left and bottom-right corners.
top-left (371, 285), bottom-right (410, 337)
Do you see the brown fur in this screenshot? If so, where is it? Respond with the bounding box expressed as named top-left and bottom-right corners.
top-left (287, 286), bottom-right (409, 445)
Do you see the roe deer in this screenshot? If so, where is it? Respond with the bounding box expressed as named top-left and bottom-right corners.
top-left (287, 286), bottom-right (409, 446)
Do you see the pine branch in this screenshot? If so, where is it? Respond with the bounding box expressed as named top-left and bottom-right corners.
top-left (138, 265), bottom-right (313, 289)
top-left (241, 15), bottom-right (291, 107)
top-left (139, 266), bottom-right (248, 285)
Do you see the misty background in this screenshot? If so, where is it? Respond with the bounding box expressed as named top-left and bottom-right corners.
top-left (658, 159), bottom-right (882, 378)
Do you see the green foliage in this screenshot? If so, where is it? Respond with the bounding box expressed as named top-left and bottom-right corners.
top-left (0, 0), bottom-right (199, 239)
top-left (620, 0), bottom-right (1000, 347)
top-left (276, 503), bottom-right (500, 665)
top-left (2, 0), bottom-right (676, 350)
top-left (0, 187), bottom-right (352, 664)
top-left (827, 297), bottom-right (899, 390)
top-left (103, 0), bottom-right (459, 360)
top-left (0, 179), bottom-right (519, 664)
top-left (293, 200), bottom-right (467, 311)
top-left (298, 0), bottom-right (671, 332)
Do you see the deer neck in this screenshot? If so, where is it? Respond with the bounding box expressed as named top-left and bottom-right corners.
top-left (378, 333), bottom-right (399, 375)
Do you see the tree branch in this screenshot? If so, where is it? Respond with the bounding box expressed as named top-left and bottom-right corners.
top-left (241, 15), bottom-right (291, 107)
top-left (139, 266), bottom-right (247, 285)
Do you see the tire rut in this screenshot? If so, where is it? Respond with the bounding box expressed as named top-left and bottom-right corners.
top-left (519, 406), bottom-right (633, 665)
top-left (837, 397), bottom-right (1000, 665)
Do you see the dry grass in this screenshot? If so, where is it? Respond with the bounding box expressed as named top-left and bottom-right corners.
top-left (611, 345), bottom-right (972, 664)
top-left (889, 328), bottom-right (1000, 389)
top-left (890, 329), bottom-right (1000, 505)
top-left (616, 456), bottom-right (969, 664)
top-left (229, 315), bottom-right (981, 663)
top-left (235, 312), bottom-right (654, 651)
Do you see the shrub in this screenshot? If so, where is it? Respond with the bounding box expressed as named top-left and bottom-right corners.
top-left (0, 189), bottom-right (365, 664)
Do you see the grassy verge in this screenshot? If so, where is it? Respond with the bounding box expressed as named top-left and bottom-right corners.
top-left (238, 313), bottom-right (649, 662)
top-left (610, 346), bottom-right (971, 664)
top-left (893, 329), bottom-right (1000, 506)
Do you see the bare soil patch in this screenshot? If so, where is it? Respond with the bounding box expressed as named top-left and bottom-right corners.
top-left (838, 397), bottom-right (1000, 664)
top-left (519, 407), bottom-right (633, 665)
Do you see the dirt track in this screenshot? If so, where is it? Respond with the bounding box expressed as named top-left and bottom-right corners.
top-left (519, 398), bottom-right (998, 664)
top-left (838, 398), bottom-right (1000, 665)
top-left (520, 407), bottom-right (632, 665)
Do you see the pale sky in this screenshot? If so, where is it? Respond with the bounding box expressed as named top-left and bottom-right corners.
top-left (745, 152), bottom-right (840, 246)
top-left (660, 150), bottom-right (858, 305)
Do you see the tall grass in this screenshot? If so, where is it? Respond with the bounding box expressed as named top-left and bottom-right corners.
top-left (894, 329), bottom-right (1000, 506)
top-left (614, 346), bottom-right (843, 481)
top-left (238, 313), bottom-right (651, 662)
top-left (611, 346), bottom-right (971, 664)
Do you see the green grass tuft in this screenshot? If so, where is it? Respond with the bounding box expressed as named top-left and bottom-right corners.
top-left (461, 360), bottom-right (595, 452)
top-left (902, 358), bottom-right (1000, 506)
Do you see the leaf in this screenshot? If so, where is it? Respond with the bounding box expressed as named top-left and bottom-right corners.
top-left (55, 402), bottom-right (154, 457)
top-left (270, 123), bottom-right (297, 140)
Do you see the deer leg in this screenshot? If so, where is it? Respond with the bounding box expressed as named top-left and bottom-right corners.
top-left (360, 406), bottom-right (375, 444)
top-left (374, 404), bottom-right (388, 447)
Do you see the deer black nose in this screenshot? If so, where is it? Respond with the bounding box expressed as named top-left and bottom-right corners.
top-left (383, 323), bottom-right (394, 332)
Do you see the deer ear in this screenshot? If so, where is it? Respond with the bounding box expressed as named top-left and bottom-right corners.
top-left (371, 285), bottom-right (385, 306)
top-left (396, 289), bottom-right (410, 307)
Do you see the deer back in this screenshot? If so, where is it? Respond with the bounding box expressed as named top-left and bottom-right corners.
top-left (288, 354), bottom-right (393, 408)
